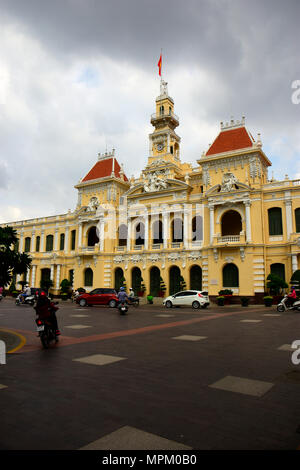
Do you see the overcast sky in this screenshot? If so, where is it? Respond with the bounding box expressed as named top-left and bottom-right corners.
top-left (0, 0), bottom-right (300, 223)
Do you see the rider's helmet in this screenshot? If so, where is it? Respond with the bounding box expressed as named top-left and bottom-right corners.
top-left (129, 287), bottom-right (133, 291)
top-left (40, 291), bottom-right (46, 296)
top-left (120, 287), bottom-right (125, 291)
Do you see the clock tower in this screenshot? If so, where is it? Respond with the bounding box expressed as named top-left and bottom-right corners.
top-left (148, 80), bottom-right (181, 165)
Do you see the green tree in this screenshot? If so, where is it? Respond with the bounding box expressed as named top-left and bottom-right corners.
top-left (266, 273), bottom-right (288, 295)
top-left (0, 226), bottom-right (32, 287)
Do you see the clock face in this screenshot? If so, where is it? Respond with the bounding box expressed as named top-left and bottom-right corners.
top-left (157, 143), bottom-right (164, 151)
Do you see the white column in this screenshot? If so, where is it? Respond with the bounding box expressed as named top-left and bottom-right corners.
top-left (127, 218), bottom-right (132, 251)
top-left (31, 230), bottom-right (36, 253)
top-left (99, 219), bottom-right (105, 251)
top-left (292, 254), bottom-right (298, 273)
top-left (183, 210), bottom-right (189, 249)
top-left (56, 265), bottom-right (61, 290)
top-left (163, 212), bottom-right (169, 249)
top-left (285, 200), bottom-right (293, 240)
top-left (50, 265), bottom-right (54, 282)
top-left (78, 223), bottom-right (83, 248)
top-left (26, 269), bottom-right (30, 283)
top-left (144, 213), bottom-right (149, 250)
top-left (64, 228), bottom-right (69, 254)
top-left (54, 228), bottom-right (59, 251)
top-left (19, 231), bottom-right (24, 253)
top-left (245, 200), bottom-right (252, 242)
top-left (40, 230), bottom-right (45, 253)
top-left (31, 265), bottom-right (36, 286)
top-left (209, 205), bottom-right (214, 244)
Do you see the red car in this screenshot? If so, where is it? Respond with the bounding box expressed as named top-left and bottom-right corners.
top-left (76, 288), bottom-right (118, 308)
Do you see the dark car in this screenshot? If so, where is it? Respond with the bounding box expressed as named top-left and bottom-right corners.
top-left (76, 288), bottom-right (118, 307)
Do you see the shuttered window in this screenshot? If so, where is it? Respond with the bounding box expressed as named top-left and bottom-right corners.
top-left (268, 208), bottom-right (283, 236)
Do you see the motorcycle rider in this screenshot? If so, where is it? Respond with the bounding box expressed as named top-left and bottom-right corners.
top-left (287, 286), bottom-right (297, 307)
top-left (20, 284), bottom-right (31, 304)
top-left (34, 291), bottom-right (60, 336)
top-left (118, 287), bottom-right (128, 305)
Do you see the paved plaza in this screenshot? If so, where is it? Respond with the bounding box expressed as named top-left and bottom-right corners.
top-left (0, 298), bottom-right (300, 450)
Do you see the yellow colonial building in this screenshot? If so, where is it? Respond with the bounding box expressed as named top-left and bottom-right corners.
top-left (4, 80), bottom-right (300, 300)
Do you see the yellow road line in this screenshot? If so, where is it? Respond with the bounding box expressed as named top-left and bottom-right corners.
top-left (0, 328), bottom-right (27, 353)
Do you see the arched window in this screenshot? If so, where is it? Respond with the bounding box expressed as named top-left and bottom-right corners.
top-left (135, 222), bottom-right (145, 246)
top-left (46, 235), bottom-right (53, 252)
top-left (270, 263), bottom-right (285, 281)
top-left (295, 208), bottom-right (300, 233)
top-left (221, 210), bottom-right (242, 236)
top-left (152, 220), bottom-right (163, 244)
top-left (192, 216), bottom-right (203, 242)
top-left (223, 263), bottom-right (239, 288)
top-left (159, 105), bottom-right (164, 116)
top-left (24, 237), bottom-right (31, 253)
top-left (87, 226), bottom-right (99, 246)
top-left (171, 217), bottom-right (183, 243)
top-left (84, 268), bottom-right (93, 287)
top-left (118, 224), bottom-right (128, 247)
top-left (268, 207), bottom-right (283, 236)
top-left (190, 265), bottom-right (202, 290)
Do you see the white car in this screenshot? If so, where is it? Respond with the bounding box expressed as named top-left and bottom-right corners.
top-left (163, 290), bottom-right (210, 309)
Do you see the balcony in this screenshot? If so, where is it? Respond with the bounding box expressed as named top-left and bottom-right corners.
top-left (217, 235), bottom-right (240, 243)
top-left (150, 111), bottom-right (179, 126)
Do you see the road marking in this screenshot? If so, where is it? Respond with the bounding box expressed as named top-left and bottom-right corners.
top-left (73, 354), bottom-right (126, 366)
top-left (172, 335), bottom-right (207, 342)
top-left (0, 328), bottom-right (27, 353)
top-left (209, 376), bottom-right (274, 397)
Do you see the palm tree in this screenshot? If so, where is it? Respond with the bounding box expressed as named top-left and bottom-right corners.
top-left (0, 226), bottom-right (32, 287)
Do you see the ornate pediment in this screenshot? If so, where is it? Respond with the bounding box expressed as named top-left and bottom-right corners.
top-left (124, 177), bottom-right (189, 198)
top-left (205, 173), bottom-right (251, 196)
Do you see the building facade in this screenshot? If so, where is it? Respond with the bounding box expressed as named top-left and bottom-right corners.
top-left (4, 80), bottom-right (300, 299)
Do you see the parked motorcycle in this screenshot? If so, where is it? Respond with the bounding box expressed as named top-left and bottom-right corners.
top-left (118, 301), bottom-right (129, 315)
top-left (128, 296), bottom-right (139, 308)
top-left (16, 294), bottom-right (35, 306)
top-left (277, 294), bottom-right (300, 312)
top-left (36, 301), bottom-right (59, 349)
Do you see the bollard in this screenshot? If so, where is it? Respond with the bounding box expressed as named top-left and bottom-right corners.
top-left (0, 340), bottom-right (6, 365)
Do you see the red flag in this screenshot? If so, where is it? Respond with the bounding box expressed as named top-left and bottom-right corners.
top-left (157, 54), bottom-right (162, 76)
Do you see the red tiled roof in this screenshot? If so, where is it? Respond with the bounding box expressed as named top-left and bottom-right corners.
top-left (206, 127), bottom-right (254, 156)
top-left (82, 157), bottom-right (128, 182)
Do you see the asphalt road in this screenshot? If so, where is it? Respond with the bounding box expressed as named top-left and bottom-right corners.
top-left (0, 297), bottom-right (300, 451)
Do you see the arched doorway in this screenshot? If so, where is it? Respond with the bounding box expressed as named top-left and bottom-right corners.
top-left (114, 267), bottom-right (124, 290)
top-left (190, 265), bottom-right (202, 290)
top-left (223, 263), bottom-right (239, 288)
top-left (132, 267), bottom-right (142, 294)
top-left (221, 210), bottom-right (242, 236)
top-left (150, 266), bottom-right (160, 296)
top-left (169, 266), bottom-right (181, 295)
top-left (87, 226), bottom-right (99, 246)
